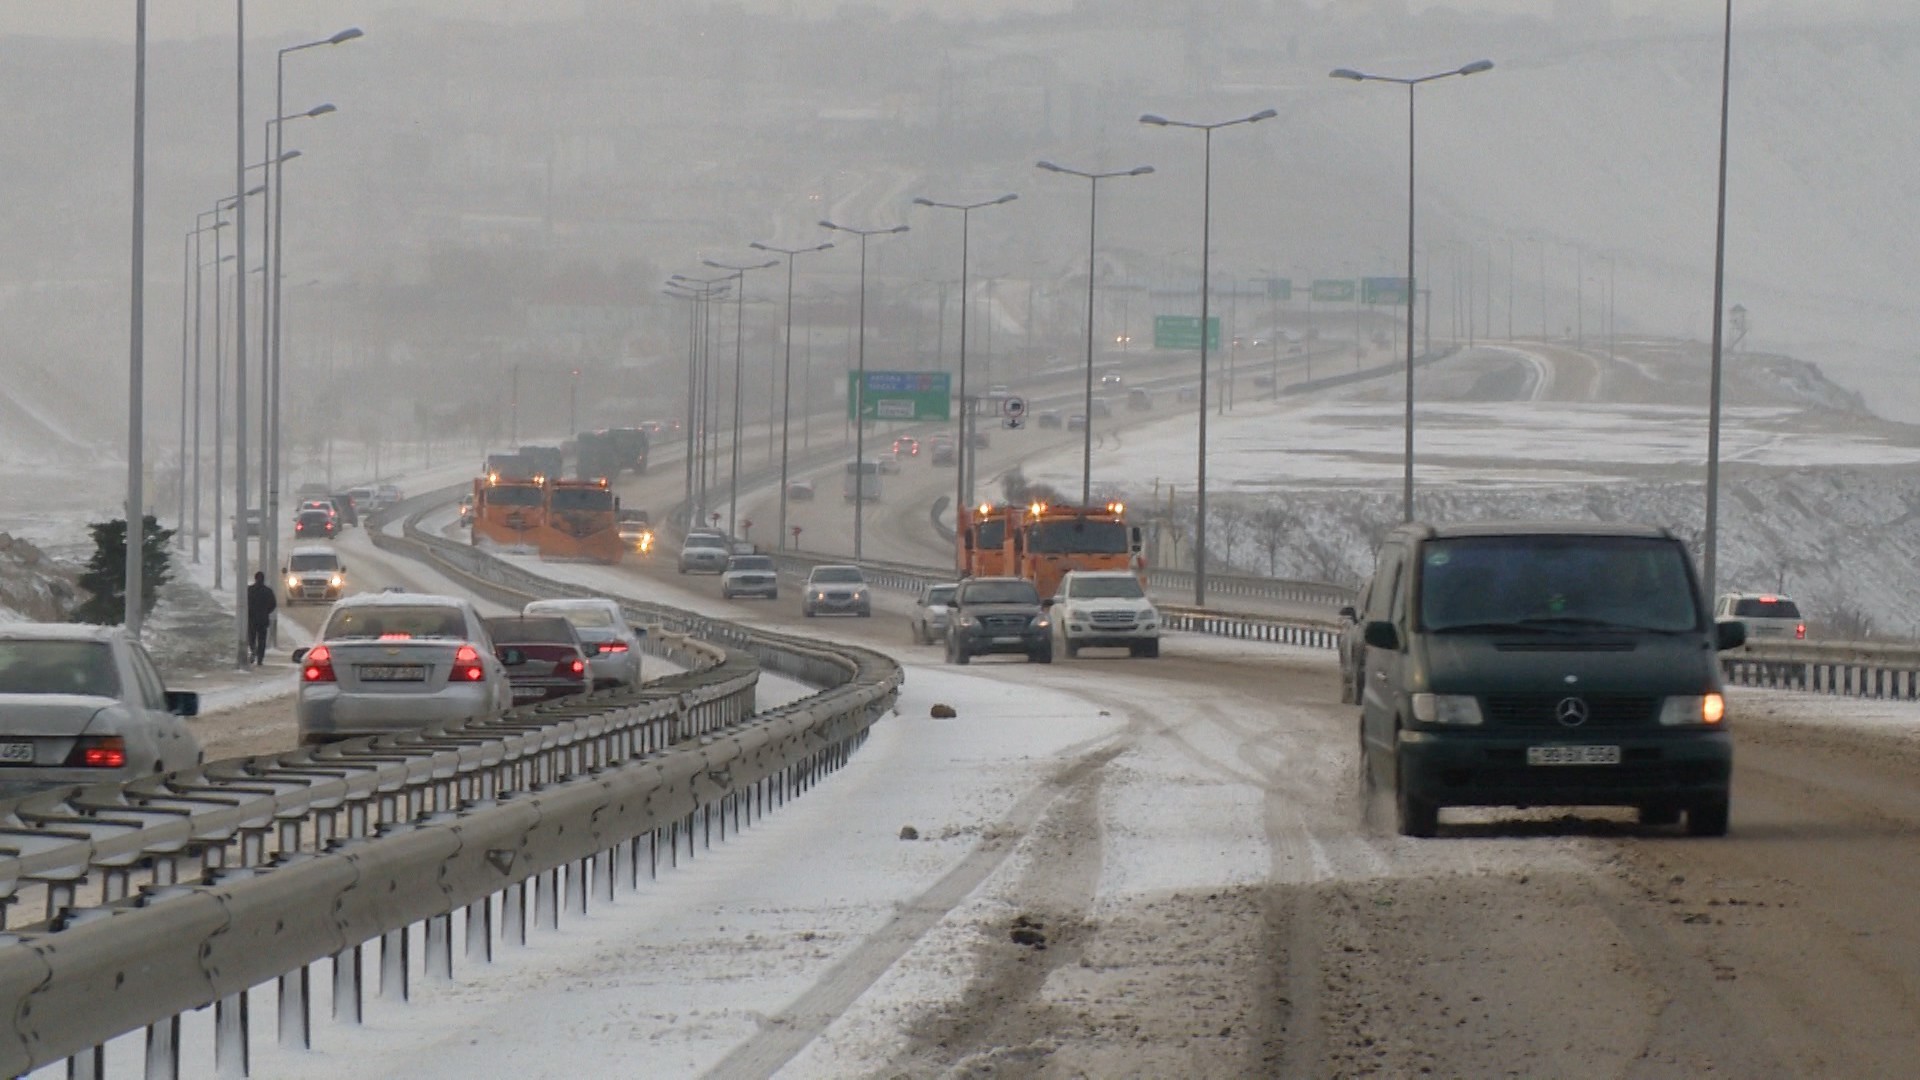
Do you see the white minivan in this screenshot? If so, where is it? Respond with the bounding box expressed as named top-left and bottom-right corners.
top-left (1053, 570), bottom-right (1160, 658)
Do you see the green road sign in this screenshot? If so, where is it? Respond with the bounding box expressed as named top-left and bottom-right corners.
top-left (1363, 276), bottom-right (1411, 305)
top-left (1311, 279), bottom-right (1356, 302)
top-left (1265, 277), bottom-right (1293, 301)
top-left (1153, 315), bottom-right (1222, 350)
top-left (846, 370), bottom-right (951, 421)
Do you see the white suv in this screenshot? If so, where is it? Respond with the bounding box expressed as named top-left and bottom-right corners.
top-left (1714, 593), bottom-right (1807, 642)
top-left (1053, 570), bottom-right (1160, 658)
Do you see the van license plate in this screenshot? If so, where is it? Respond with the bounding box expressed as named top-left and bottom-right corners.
top-left (0, 742), bottom-right (33, 763)
top-left (1527, 745), bottom-right (1621, 766)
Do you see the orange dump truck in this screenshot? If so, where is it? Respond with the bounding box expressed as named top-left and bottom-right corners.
top-left (538, 477), bottom-right (624, 564)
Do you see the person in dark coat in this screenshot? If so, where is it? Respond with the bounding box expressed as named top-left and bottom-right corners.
top-left (246, 570), bottom-right (278, 665)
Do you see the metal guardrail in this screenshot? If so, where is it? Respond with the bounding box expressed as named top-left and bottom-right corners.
top-left (0, 488), bottom-right (902, 1078)
top-left (1720, 640), bottom-right (1920, 700)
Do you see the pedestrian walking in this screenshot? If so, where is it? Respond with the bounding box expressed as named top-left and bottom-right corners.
top-left (246, 570), bottom-right (278, 666)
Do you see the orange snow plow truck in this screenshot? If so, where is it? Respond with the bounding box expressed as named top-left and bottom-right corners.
top-left (959, 500), bottom-right (1144, 601)
top-left (537, 477), bottom-right (624, 564)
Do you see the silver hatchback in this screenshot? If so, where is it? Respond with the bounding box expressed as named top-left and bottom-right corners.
top-left (0, 624), bottom-right (202, 799)
top-left (293, 593), bottom-right (511, 745)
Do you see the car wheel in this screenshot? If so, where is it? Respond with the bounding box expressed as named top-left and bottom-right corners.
top-left (1686, 795), bottom-right (1730, 837)
top-left (770, 591), bottom-right (779, 601)
top-left (1639, 805), bottom-right (1682, 828)
top-left (949, 638), bottom-right (970, 665)
top-left (1394, 747), bottom-right (1439, 838)
top-left (859, 607), bottom-right (871, 618)
top-left (803, 605), bottom-right (815, 618)
top-left (1031, 645), bottom-right (1053, 665)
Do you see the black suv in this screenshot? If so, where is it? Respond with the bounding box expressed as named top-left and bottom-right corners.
top-left (946, 577), bottom-right (1053, 664)
top-left (1355, 522), bottom-right (1745, 838)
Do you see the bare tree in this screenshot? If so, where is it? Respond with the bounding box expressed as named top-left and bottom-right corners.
top-left (1255, 505), bottom-right (1292, 576)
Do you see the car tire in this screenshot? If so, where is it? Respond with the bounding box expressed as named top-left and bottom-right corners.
top-left (1686, 796), bottom-right (1730, 837)
top-left (949, 638), bottom-right (970, 665)
top-left (1132, 640), bottom-right (1159, 658)
top-left (858, 607), bottom-right (871, 618)
top-left (1638, 805), bottom-right (1681, 827)
top-left (803, 606), bottom-right (815, 618)
top-left (1394, 751), bottom-right (1439, 838)
top-left (1031, 645), bottom-right (1053, 665)
top-left (770, 591), bottom-right (779, 601)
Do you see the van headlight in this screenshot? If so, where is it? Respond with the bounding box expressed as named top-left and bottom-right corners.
top-left (1659, 693), bottom-right (1726, 726)
top-left (329, 574), bottom-right (345, 587)
top-left (1411, 693), bottom-right (1483, 726)
top-left (285, 574), bottom-right (300, 589)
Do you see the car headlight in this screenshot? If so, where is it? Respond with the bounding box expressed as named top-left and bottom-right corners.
top-left (1033, 615), bottom-right (1050, 630)
top-left (1410, 693), bottom-right (1483, 726)
top-left (329, 574), bottom-right (344, 587)
top-left (285, 575), bottom-right (300, 589)
top-left (813, 591), bottom-right (827, 601)
top-left (957, 614), bottom-right (975, 627)
top-left (1659, 693), bottom-right (1726, 726)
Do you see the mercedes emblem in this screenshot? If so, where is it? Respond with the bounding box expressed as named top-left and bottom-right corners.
top-left (1555, 697), bottom-right (1590, 727)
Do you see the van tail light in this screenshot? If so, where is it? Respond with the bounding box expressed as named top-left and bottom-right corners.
top-left (1796, 623), bottom-right (1806, 640)
top-left (67, 736), bottom-right (128, 769)
top-left (451, 644), bottom-right (487, 682)
top-left (303, 645), bottom-right (336, 683)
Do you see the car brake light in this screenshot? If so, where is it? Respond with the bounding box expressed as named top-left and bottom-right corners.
top-left (451, 644), bottom-right (486, 682)
top-left (66, 736), bottom-right (128, 769)
top-left (557, 658), bottom-right (586, 677)
top-left (597, 641), bottom-right (628, 653)
top-left (378, 632), bottom-right (413, 641)
top-left (303, 645), bottom-right (336, 682)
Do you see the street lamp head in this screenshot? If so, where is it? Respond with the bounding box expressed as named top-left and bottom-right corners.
top-left (818, 219), bottom-right (841, 231)
top-left (1329, 68), bottom-right (1368, 81)
top-left (1127, 165), bottom-right (1156, 177)
top-left (327, 27), bottom-right (365, 45)
top-left (1035, 160), bottom-right (1064, 173)
top-left (700, 259), bottom-right (729, 271)
top-left (990, 193), bottom-right (1018, 205)
top-left (1458, 59), bottom-right (1495, 76)
top-left (1248, 108), bottom-right (1278, 122)
top-left (277, 149), bottom-right (302, 164)
top-left (305, 103), bottom-right (337, 118)
top-left (910, 196), bottom-right (936, 207)
top-left (1138, 113), bottom-right (1169, 126)
top-left (888, 224), bottom-right (910, 234)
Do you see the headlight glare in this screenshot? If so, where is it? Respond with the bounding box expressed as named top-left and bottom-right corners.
top-left (1660, 693), bottom-right (1725, 726)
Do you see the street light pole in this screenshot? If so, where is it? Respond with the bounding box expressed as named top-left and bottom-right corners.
top-left (670, 274), bottom-right (733, 526)
top-left (750, 239), bottom-right (834, 550)
top-left (908, 194), bottom-right (1016, 523)
top-left (127, 0), bottom-right (149, 634)
top-left (232, 0), bottom-right (252, 667)
top-left (702, 258), bottom-right (779, 536)
top-left (1704, 0), bottom-right (1735, 600)
top-left (191, 213), bottom-right (225, 566)
top-left (1034, 163), bottom-right (1153, 504)
top-left (819, 220), bottom-right (909, 560)
top-left (1331, 57), bottom-right (1494, 525)
top-left (1140, 108), bottom-right (1276, 606)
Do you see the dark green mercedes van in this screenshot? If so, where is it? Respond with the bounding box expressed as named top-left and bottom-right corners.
top-left (1355, 522), bottom-right (1746, 838)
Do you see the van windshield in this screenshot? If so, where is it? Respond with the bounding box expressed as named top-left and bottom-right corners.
top-left (1419, 535), bottom-right (1700, 633)
top-left (289, 553), bottom-right (337, 571)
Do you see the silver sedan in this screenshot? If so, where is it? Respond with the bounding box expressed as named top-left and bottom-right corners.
top-left (0, 624), bottom-right (202, 799)
top-left (293, 593), bottom-right (512, 745)
top-left (521, 597), bottom-right (647, 689)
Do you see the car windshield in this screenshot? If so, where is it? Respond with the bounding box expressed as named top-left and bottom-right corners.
top-left (686, 533), bottom-right (727, 549)
top-left (483, 617), bottom-right (575, 644)
top-left (1419, 535), bottom-right (1701, 633)
top-left (0, 640), bottom-right (121, 697)
top-left (289, 554), bottom-right (336, 571)
top-left (811, 567), bottom-right (865, 584)
top-left (729, 556), bottom-right (775, 571)
top-left (926, 585), bottom-right (958, 606)
top-left (962, 581), bottom-right (1039, 605)
top-left (1733, 597), bottom-right (1801, 619)
top-left (325, 605), bottom-right (467, 640)
top-left (1027, 519), bottom-right (1129, 555)
top-left (529, 605), bottom-right (616, 630)
top-left (1070, 576), bottom-right (1145, 599)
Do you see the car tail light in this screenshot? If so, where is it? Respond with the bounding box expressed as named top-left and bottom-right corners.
top-left (597, 641), bottom-right (628, 653)
top-left (557, 657), bottom-right (586, 677)
top-left (451, 644), bottom-right (486, 682)
top-left (67, 736), bottom-right (128, 769)
top-left (1796, 623), bottom-right (1806, 640)
top-left (378, 632), bottom-right (413, 641)
top-left (303, 645), bottom-right (336, 683)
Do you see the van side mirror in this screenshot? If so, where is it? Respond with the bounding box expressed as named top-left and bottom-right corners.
top-left (1363, 620), bottom-right (1401, 651)
top-left (1129, 525), bottom-right (1143, 553)
top-left (1715, 620), bottom-right (1748, 651)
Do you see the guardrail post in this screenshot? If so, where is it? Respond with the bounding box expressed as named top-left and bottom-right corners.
top-left (214, 991), bottom-right (248, 1078)
top-left (380, 928), bottom-right (409, 1002)
top-left (145, 1015), bottom-right (181, 1080)
top-left (602, 848), bottom-right (619, 903)
top-left (426, 913), bottom-right (453, 980)
top-left (332, 945), bottom-right (362, 1024)
top-left (566, 858), bottom-right (588, 917)
top-left (504, 881), bottom-right (526, 947)
top-left (465, 898), bottom-right (493, 963)
top-left (536, 869), bottom-right (559, 931)
top-left (277, 965), bottom-right (310, 1049)
top-left (66, 1044), bottom-right (103, 1080)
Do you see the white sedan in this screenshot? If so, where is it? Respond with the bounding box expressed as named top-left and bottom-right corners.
top-left (0, 624), bottom-right (203, 798)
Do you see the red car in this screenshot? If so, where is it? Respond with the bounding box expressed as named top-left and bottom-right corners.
top-left (482, 616), bottom-right (592, 705)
